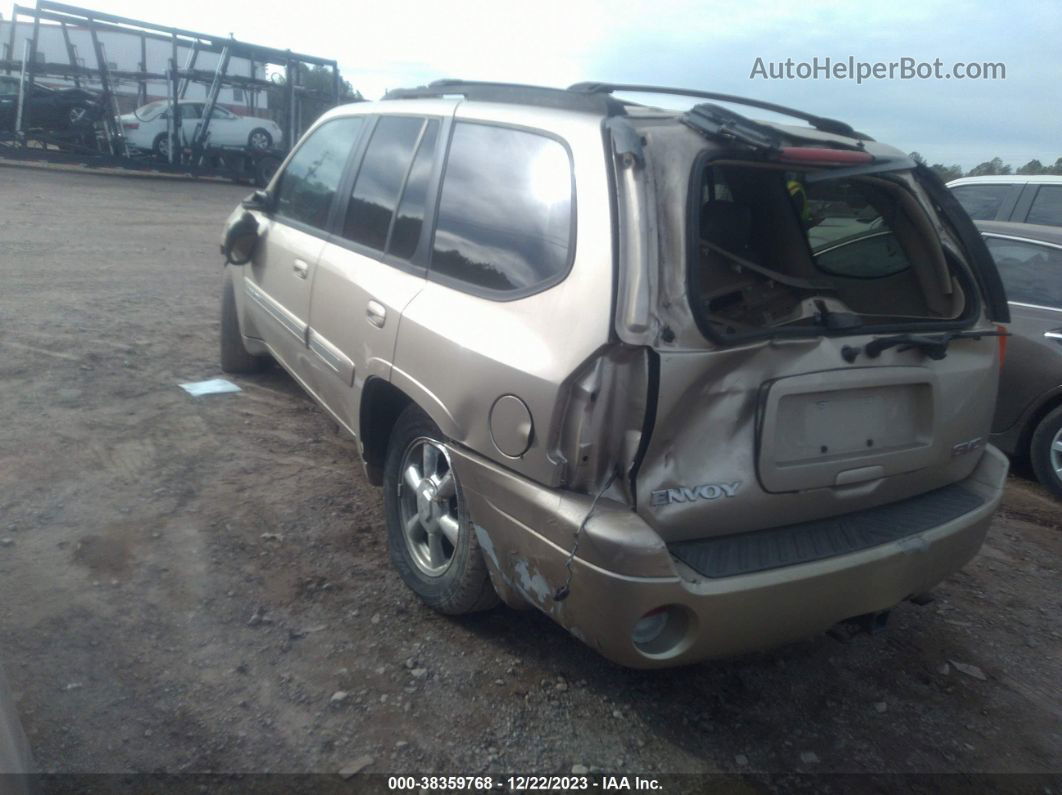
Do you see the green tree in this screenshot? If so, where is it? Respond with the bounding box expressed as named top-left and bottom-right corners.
top-left (967, 157), bottom-right (1012, 177)
top-left (908, 151), bottom-right (926, 165)
top-left (1017, 159), bottom-right (1045, 174)
top-left (930, 163), bottom-right (964, 182)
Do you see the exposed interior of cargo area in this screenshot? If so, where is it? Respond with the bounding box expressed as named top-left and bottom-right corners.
top-left (612, 101), bottom-right (1009, 348)
top-left (693, 158), bottom-right (968, 341)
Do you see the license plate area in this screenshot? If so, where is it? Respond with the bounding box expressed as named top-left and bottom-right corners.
top-left (759, 368), bottom-right (937, 492)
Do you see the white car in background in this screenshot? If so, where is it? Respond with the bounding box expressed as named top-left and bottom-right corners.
top-left (119, 99), bottom-right (283, 157)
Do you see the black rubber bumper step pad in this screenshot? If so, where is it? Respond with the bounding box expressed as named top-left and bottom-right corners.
top-left (670, 484), bottom-right (985, 579)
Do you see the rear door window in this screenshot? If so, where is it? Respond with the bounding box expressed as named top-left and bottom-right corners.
top-left (342, 115), bottom-right (424, 251)
top-left (388, 120), bottom-right (439, 260)
top-left (984, 236), bottom-right (1062, 308)
top-left (430, 122), bottom-right (574, 295)
top-left (274, 116), bottom-right (365, 232)
top-left (1024, 186), bottom-right (1062, 227)
top-left (950, 183), bottom-right (1013, 220)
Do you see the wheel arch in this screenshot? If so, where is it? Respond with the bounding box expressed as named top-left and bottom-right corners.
top-left (1020, 388), bottom-right (1062, 460)
top-left (359, 378), bottom-right (415, 486)
top-left (360, 375), bottom-right (465, 486)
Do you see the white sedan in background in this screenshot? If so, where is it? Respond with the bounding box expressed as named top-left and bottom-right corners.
top-left (120, 99), bottom-right (283, 157)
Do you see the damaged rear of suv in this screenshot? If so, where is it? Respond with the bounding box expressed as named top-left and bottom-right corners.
top-left (221, 80), bottom-right (1009, 668)
top-left (520, 86), bottom-right (1012, 665)
top-left (432, 84), bottom-right (1009, 667)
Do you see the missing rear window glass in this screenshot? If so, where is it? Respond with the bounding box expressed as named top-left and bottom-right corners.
top-left (690, 162), bottom-right (965, 341)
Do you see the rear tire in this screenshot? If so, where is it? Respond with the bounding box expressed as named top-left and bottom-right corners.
top-left (1029, 405), bottom-right (1062, 498)
top-left (248, 128), bottom-right (273, 151)
top-left (153, 132), bottom-right (172, 161)
top-left (220, 269), bottom-right (268, 374)
top-left (66, 104), bottom-right (92, 129)
top-left (383, 405), bottom-right (499, 615)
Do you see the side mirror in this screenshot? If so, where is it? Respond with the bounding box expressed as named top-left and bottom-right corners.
top-left (241, 189), bottom-right (272, 211)
top-left (223, 211), bottom-right (260, 266)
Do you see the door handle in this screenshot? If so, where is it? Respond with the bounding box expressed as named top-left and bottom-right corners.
top-left (367, 300), bottom-right (386, 328)
top-left (293, 259), bottom-right (309, 279)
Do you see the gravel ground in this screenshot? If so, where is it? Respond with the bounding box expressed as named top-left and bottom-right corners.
top-left (0, 165), bottom-right (1059, 787)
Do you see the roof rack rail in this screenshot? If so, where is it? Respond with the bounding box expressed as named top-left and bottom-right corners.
top-left (383, 79), bottom-right (627, 116)
top-left (567, 82), bottom-right (865, 139)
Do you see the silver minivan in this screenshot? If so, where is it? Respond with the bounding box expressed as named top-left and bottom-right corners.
top-left (220, 81), bottom-right (1010, 667)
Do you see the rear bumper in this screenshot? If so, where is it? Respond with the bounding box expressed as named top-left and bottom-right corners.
top-left (451, 445), bottom-right (1008, 668)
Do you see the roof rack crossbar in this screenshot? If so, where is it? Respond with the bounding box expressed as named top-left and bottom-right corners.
top-left (383, 79), bottom-right (626, 115)
top-left (567, 82), bottom-right (862, 138)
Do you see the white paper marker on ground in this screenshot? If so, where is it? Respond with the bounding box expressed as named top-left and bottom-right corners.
top-left (178, 378), bottom-right (242, 397)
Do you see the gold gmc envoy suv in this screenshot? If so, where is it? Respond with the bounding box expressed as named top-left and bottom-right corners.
top-left (219, 81), bottom-right (1011, 668)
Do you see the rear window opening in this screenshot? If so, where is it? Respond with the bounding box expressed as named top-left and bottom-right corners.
top-left (689, 160), bottom-right (970, 342)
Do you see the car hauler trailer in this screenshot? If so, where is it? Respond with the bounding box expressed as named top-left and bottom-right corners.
top-left (0, 0), bottom-right (347, 185)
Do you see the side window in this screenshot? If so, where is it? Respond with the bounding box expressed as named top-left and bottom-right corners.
top-left (950, 184), bottom-right (1012, 220)
top-left (182, 104), bottom-right (202, 120)
top-left (984, 237), bottom-right (1062, 308)
top-left (275, 116), bottom-right (364, 231)
top-left (431, 123), bottom-right (574, 294)
top-left (1025, 186), bottom-right (1062, 227)
top-left (342, 116), bottom-right (424, 251)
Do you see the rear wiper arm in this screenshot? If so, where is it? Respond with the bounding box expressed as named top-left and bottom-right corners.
top-left (842, 329), bottom-right (1007, 363)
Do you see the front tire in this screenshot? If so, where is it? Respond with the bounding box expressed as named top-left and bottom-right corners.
top-left (220, 269), bottom-right (269, 374)
top-left (383, 406), bottom-right (499, 615)
top-left (1029, 405), bottom-right (1062, 498)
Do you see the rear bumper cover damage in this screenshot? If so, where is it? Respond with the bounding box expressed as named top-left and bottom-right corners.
top-left (451, 444), bottom-right (1008, 668)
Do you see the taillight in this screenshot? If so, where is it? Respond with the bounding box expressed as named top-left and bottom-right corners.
top-left (123, 122), bottom-right (139, 130)
top-left (776, 147), bottom-right (874, 165)
top-left (996, 323), bottom-right (1008, 368)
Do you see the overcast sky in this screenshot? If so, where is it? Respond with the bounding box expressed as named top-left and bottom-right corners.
top-left (8, 0), bottom-right (1058, 170)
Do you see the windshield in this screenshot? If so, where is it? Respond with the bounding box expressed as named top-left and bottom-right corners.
top-left (134, 100), bottom-right (170, 120)
top-left (689, 162), bottom-right (965, 342)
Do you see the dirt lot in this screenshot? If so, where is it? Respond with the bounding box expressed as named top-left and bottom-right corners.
top-left (0, 165), bottom-right (1059, 785)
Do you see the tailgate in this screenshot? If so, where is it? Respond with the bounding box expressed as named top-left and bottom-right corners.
top-left (634, 336), bottom-right (1000, 544)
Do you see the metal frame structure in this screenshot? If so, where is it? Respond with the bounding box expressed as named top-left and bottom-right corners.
top-left (1, 0), bottom-right (343, 182)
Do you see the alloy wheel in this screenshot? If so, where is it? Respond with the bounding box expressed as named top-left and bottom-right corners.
top-left (397, 438), bottom-right (461, 577)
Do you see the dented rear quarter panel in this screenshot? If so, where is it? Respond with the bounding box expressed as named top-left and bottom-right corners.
top-left (391, 103), bottom-right (616, 489)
